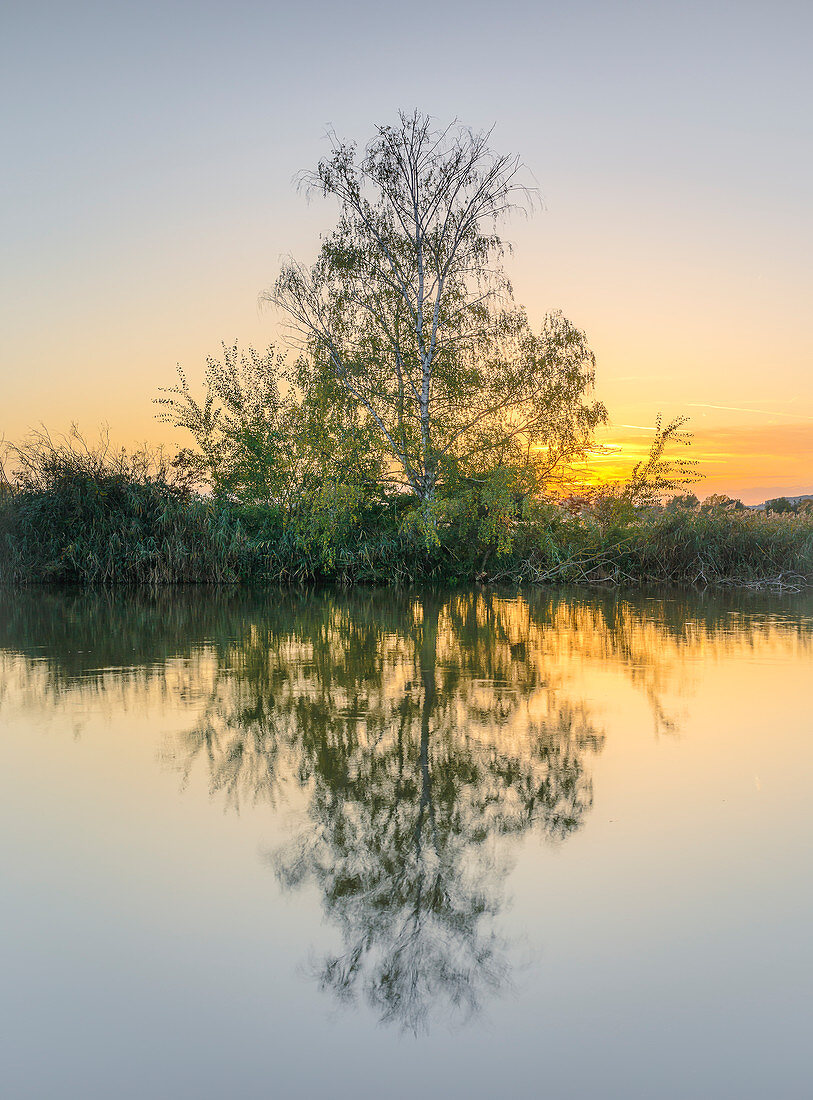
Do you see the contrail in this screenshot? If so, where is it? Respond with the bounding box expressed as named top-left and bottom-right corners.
top-left (688, 403), bottom-right (813, 421)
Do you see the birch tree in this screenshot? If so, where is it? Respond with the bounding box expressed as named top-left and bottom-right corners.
top-left (268, 111), bottom-right (606, 504)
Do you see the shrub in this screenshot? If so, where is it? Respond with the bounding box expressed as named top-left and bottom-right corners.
top-left (2, 429), bottom-right (810, 590)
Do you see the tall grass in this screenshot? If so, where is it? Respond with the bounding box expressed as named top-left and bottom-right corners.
top-left (0, 431), bottom-right (268, 585)
top-left (507, 508), bottom-right (813, 590)
top-left (1, 432), bottom-right (811, 588)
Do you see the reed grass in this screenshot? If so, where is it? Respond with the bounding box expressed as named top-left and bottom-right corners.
top-left (1, 439), bottom-right (810, 589)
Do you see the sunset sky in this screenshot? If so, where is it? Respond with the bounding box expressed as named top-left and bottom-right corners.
top-left (2, 0), bottom-right (811, 503)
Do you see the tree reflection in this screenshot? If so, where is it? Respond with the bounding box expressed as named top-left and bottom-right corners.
top-left (170, 592), bottom-right (605, 1030)
top-left (273, 689), bottom-right (601, 1031)
top-left (3, 585), bottom-right (811, 1029)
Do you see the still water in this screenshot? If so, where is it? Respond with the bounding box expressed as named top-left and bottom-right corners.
top-left (0, 587), bottom-right (811, 1099)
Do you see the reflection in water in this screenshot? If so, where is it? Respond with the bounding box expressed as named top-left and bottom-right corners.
top-left (167, 592), bottom-right (605, 1030)
top-left (1, 586), bottom-right (811, 1032)
top-left (267, 596), bottom-right (603, 1031)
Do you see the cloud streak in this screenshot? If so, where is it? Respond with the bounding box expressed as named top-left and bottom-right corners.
top-left (594, 420), bottom-right (813, 502)
top-left (688, 403), bottom-right (813, 421)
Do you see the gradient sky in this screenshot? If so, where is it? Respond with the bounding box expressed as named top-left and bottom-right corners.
top-left (2, 0), bottom-right (811, 502)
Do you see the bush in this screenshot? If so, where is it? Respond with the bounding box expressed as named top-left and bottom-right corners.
top-left (2, 430), bottom-right (810, 590)
top-left (0, 430), bottom-right (267, 585)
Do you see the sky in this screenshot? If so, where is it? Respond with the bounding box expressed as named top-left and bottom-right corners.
top-left (2, 0), bottom-right (811, 503)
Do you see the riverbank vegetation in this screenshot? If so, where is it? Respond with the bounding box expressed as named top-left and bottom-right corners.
top-left (2, 113), bottom-right (810, 590)
top-left (1, 425), bottom-right (810, 588)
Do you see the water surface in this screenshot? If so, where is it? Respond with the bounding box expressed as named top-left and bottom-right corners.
top-left (1, 587), bottom-right (811, 1099)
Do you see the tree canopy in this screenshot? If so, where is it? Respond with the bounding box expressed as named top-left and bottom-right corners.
top-left (268, 110), bottom-right (607, 504)
top-left (152, 112), bottom-right (701, 567)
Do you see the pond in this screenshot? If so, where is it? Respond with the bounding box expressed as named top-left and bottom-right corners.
top-left (1, 587), bottom-right (811, 1099)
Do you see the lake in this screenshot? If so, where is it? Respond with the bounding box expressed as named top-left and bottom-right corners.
top-left (1, 587), bottom-right (811, 1099)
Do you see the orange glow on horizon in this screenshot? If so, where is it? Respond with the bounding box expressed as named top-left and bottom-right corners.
top-left (577, 421), bottom-right (813, 504)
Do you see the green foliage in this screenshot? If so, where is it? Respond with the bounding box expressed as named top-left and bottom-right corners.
top-left (155, 342), bottom-right (385, 569)
top-left (2, 428), bottom-right (808, 590)
top-left (700, 493), bottom-right (746, 513)
top-left (3, 119), bottom-right (806, 591)
top-left (155, 344), bottom-right (287, 499)
top-left (584, 415), bottom-right (699, 528)
top-left (621, 415), bottom-right (699, 504)
top-left (149, 114), bottom-right (702, 567)
top-left (665, 493), bottom-right (700, 512)
top-left (0, 428), bottom-right (264, 585)
top-left (270, 112), bottom-right (607, 501)
top-left (765, 496), bottom-right (795, 515)
top-left (155, 342), bottom-right (382, 507)
top-left (512, 507), bottom-right (813, 589)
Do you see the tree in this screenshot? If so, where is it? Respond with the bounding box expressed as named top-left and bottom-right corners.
top-left (268, 111), bottom-right (606, 507)
top-left (156, 343), bottom-right (381, 507)
top-left (665, 492), bottom-right (700, 512)
top-left (701, 493), bottom-right (746, 514)
top-left (155, 343), bottom-right (384, 564)
top-left (620, 414), bottom-right (699, 508)
top-left (577, 415), bottom-right (699, 529)
top-left (155, 344), bottom-right (290, 501)
top-left (764, 496), bottom-right (794, 515)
